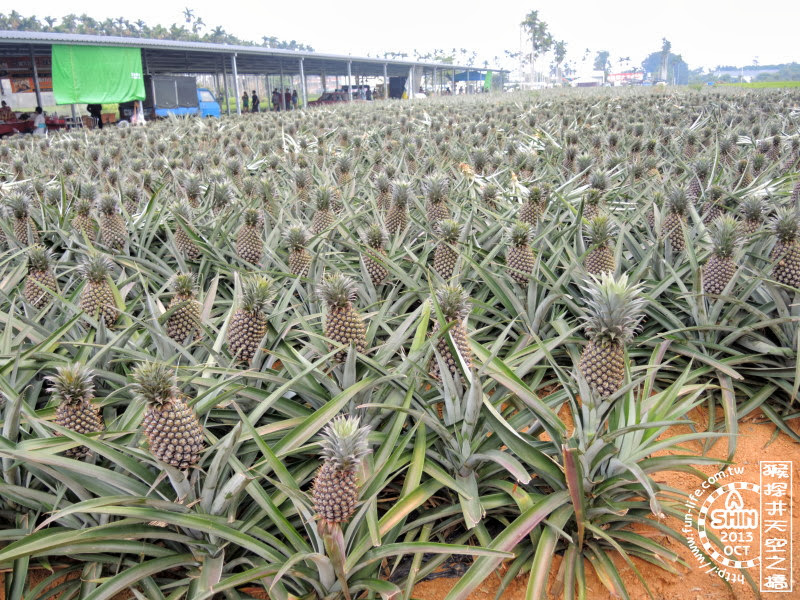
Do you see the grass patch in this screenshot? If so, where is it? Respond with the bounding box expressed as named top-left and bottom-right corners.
top-left (717, 81), bottom-right (800, 88)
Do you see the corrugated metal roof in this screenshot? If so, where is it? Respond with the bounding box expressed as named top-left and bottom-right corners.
top-left (0, 30), bottom-right (505, 73)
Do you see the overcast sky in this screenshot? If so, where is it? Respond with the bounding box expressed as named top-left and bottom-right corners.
top-left (6, 1), bottom-right (799, 72)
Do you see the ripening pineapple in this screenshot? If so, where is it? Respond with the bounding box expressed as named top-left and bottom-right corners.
top-left (430, 285), bottom-right (473, 380)
top-left (374, 174), bottom-right (391, 211)
top-left (71, 199), bottom-right (96, 238)
top-left (23, 245), bottom-right (58, 309)
top-left (362, 224), bottom-right (388, 286)
top-left (312, 415), bottom-right (371, 531)
top-left (166, 273), bottom-right (202, 343)
top-left (335, 156), bottom-right (354, 186)
top-left (702, 217), bottom-right (740, 295)
top-left (662, 190), bottom-right (689, 252)
top-left (171, 204), bottom-right (202, 261)
top-left (386, 182), bottom-right (412, 234)
top-left (770, 210), bottom-right (800, 288)
top-left (183, 173), bottom-right (203, 208)
top-left (319, 273), bottom-right (367, 362)
top-left (433, 219), bottom-right (461, 280)
top-left (284, 225), bottom-right (312, 277)
top-left (294, 169), bottom-right (312, 203)
top-left (311, 187), bottom-right (335, 234)
top-left (582, 189), bottom-right (603, 221)
top-left (236, 208), bottom-right (264, 265)
top-left (738, 196), bottom-right (765, 236)
top-left (133, 362), bottom-right (204, 470)
top-left (584, 215), bottom-right (616, 275)
top-left (97, 195), bottom-right (128, 251)
top-left (481, 184), bottom-right (499, 210)
top-left (577, 273), bottom-right (646, 398)
top-left (687, 159), bottom-right (710, 201)
top-left (424, 176), bottom-right (449, 225)
top-left (6, 192), bottom-right (39, 246)
top-left (701, 186), bottom-right (726, 224)
top-left (505, 222), bottom-right (535, 285)
top-left (46, 364), bottom-right (103, 459)
top-left (735, 159), bottom-right (752, 187)
top-left (519, 185), bottom-right (546, 226)
top-left (227, 276), bottom-right (272, 363)
top-left (79, 254), bottom-right (118, 328)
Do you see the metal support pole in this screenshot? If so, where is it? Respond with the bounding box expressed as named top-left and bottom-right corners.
top-left (299, 58), bottom-right (307, 108)
top-left (265, 74), bottom-right (271, 111)
top-left (29, 45), bottom-right (42, 108)
top-left (347, 61), bottom-right (353, 101)
top-left (279, 63), bottom-right (285, 110)
top-left (222, 58), bottom-right (230, 115)
top-left (232, 54), bottom-right (241, 115)
top-left (383, 63), bottom-right (388, 99)
top-left (408, 66), bottom-right (414, 99)
top-left (466, 68), bottom-right (471, 93)
top-left (321, 70), bottom-right (327, 92)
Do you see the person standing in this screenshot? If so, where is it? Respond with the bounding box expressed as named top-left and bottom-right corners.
top-left (87, 103), bottom-right (103, 129)
top-left (284, 88), bottom-right (291, 111)
top-left (272, 89), bottom-right (281, 111)
top-left (291, 89), bottom-right (298, 109)
top-left (33, 106), bottom-right (46, 136)
top-left (241, 92), bottom-right (249, 112)
top-left (251, 90), bottom-right (259, 113)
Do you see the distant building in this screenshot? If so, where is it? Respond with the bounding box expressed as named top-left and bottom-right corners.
top-left (608, 71), bottom-right (645, 85)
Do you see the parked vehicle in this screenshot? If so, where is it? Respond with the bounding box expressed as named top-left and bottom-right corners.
top-left (119, 75), bottom-right (220, 120)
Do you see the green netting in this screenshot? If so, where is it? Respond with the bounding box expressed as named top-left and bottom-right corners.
top-left (52, 45), bottom-right (145, 104)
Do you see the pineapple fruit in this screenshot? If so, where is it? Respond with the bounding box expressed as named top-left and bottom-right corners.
top-left (285, 225), bottom-right (312, 277)
top-left (738, 196), bottom-right (764, 236)
top-left (386, 182), bottom-right (412, 234)
top-left (433, 219), bottom-right (461, 280)
top-left (312, 415), bottom-right (371, 531)
top-left (577, 273), bottom-right (646, 398)
top-left (311, 187), bottom-right (335, 234)
top-left (227, 276), bottom-right (272, 363)
top-left (505, 222), bottom-right (536, 285)
top-left (236, 208), bottom-right (264, 265)
top-left (46, 363), bottom-right (104, 459)
top-left (662, 190), bottom-right (689, 252)
top-left (166, 273), bottom-right (202, 343)
top-left (71, 199), bottom-right (96, 238)
top-left (318, 273), bottom-right (367, 362)
top-left (424, 176), bottom-right (449, 226)
top-left (24, 245), bottom-right (58, 309)
top-left (362, 224), bottom-right (388, 286)
top-left (79, 254), bottom-right (118, 328)
top-left (133, 362), bottom-right (204, 470)
top-left (97, 195), bottom-right (128, 251)
top-left (771, 210), bottom-right (800, 288)
top-left (584, 215), bottom-right (616, 276)
top-left (519, 185), bottom-right (546, 226)
top-left (702, 217), bottom-right (740, 295)
top-left (172, 203), bottom-right (202, 261)
top-left (6, 192), bottom-right (39, 246)
top-left (430, 285), bottom-right (473, 379)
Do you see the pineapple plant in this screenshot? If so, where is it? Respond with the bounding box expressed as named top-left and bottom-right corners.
top-left (171, 203), bottom-right (202, 261)
top-left (374, 173), bottom-right (391, 211)
top-left (227, 276), bottom-right (273, 363)
top-left (770, 210), bottom-right (800, 288)
top-left (577, 273), bottom-right (646, 398)
top-left (424, 176), bottom-right (449, 225)
top-left (166, 273), bottom-right (202, 343)
top-left (584, 215), bottom-right (616, 275)
top-left (285, 225), bottom-right (312, 277)
top-left (430, 285), bottom-right (473, 380)
top-left (71, 199), bottom-right (96, 238)
top-left (311, 415), bottom-right (371, 531)
top-left (505, 222), bottom-right (536, 285)
top-left (687, 159), bottom-right (710, 201)
top-left (318, 273), bottom-right (367, 362)
top-left (311, 187), bottom-right (335, 234)
top-left (582, 189), bottom-right (603, 221)
top-left (702, 216), bottom-right (740, 295)
top-left (97, 195), bottom-right (128, 251)
top-left (79, 254), bottom-right (118, 328)
top-left (362, 224), bottom-right (388, 286)
top-left (45, 364), bottom-right (104, 459)
top-left (335, 156), bottom-right (354, 186)
top-left (23, 245), bottom-right (58, 309)
top-left (701, 186), bottom-right (727, 224)
top-left (183, 173), bottom-right (203, 207)
top-left (432, 219), bottom-right (462, 280)
top-left (294, 169), bottom-right (312, 203)
top-left (386, 182), bottom-right (412, 234)
top-left (519, 185), bottom-right (546, 226)
top-left (236, 208), bottom-right (264, 265)
top-left (132, 362), bottom-right (204, 470)
top-left (738, 196), bottom-right (765, 236)
top-left (6, 192), bottom-right (39, 246)
top-left (662, 189), bottom-right (689, 252)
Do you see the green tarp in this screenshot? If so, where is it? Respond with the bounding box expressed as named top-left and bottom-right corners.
top-left (484, 71), bottom-right (493, 91)
top-left (52, 45), bottom-right (145, 105)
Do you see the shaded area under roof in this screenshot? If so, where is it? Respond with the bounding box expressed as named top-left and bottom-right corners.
top-left (0, 31), bottom-right (506, 78)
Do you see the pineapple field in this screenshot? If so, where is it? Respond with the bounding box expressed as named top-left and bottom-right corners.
top-left (0, 87), bottom-right (798, 600)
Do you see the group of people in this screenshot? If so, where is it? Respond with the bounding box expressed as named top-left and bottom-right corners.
top-left (241, 89), bottom-right (299, 112)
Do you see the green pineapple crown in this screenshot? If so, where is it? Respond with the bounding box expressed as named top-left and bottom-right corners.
top-left (585, 189), bottom-right (603, 207)
top-left (171, 202), bottom-right (194, 222)
top-left (318, 273), bottom-right (358, 308)
top-left (435, 285), bottom-right (471, 322)
top-left (131, 362), bottom-right (177, 406)
top-left (424, 176), bottom-right (448, 202)
top-left (319, 415), bottom-right (371, 471)
top-left (362, 224), bottom-right (387, 249)
top-left (335, 155), bottom-right (353, 174)
top-left (709, 216), bottom-right (741, 258)
top-left (242, 208), bottom-right (263, 228)
top-left (97, 195), bottom-right (119, 216)
top-left (74, 198), bottom-right (92, 216)
top-left (27, 245), bottom-right (53, 272)
top-left (45, 363), bottom-right (95, 406)
top-left (240, 276), bottom-right (273, 314)
top-left (667, 188), bottom-right (689, 215)
top-left (391, 181), bottom-right (413, 206)
top-left (80, 254), bottom-right (114, 283)
top-left (170, 273), bottom-right (197, 297)
top-left (507, 221), bottom-right (534, 247)
top-left (739, 196), bottom-right (764, 222)
top-left (580, 273), bottom-right (647, 344)
top-left (284, 225), bottom-right (310, 251)
top-left (586, 215), bottom-right (614, 247)
top-left (5, 191), bottom-right (32, 219)
top-left (436, 219), bottom-right (462, 243)
top-left (771, 209), bottom-right (800, 244)
top-left (482, 184), bottom-right (498, 202)
top-left (294, 169), bottom-right (311, 188)
top-left (183, 173), bottom-right (203, 198)
top-left (374, 174), bottom-right (391, 193)
top-left (526, 185), bottom-right (546, 204)
top-left (79, 181), bottom-right (99, 201)
top-left (315, 187), bottom-right (334, 211)
top-left (589, 171), bottom-right (608, 191)
top-left (693, 158), bottom-right (711, 180)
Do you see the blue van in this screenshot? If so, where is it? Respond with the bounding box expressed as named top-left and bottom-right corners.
top-left (119, 76), bottom-right (221, 120)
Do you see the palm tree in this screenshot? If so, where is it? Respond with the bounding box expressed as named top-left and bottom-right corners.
top-left (520, 10), bottom-right (553, 83)
top-left (43, 16), bottom-right (57, 29)
top-left (553, 40), bottom-right (567, 84)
